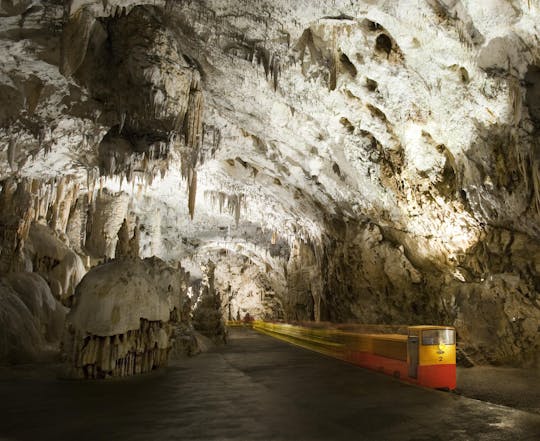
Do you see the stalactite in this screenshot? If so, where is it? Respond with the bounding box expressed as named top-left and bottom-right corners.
top-left (188, 169), bottom-right (197, 220)
top-left (184, 80), bottom-right (204, 154)
top-left (7, 138), bottom-right (17, 172)
top-left (219, 192), bottom-right (226, 213)
top-left (234, 194), bottom-right (242, 227)
top-left (531, 156), bottom-right (540, 215)
top-left (69, 319), bottom-right (173, 379)
top-left (329, 29), bottom-right (337, 91)
top-left (510, 78), bottom-right (522, 127)
top-left (119, 112), bottom-right (126, 134)
top-left (180, 74), bottom-right (204, 219)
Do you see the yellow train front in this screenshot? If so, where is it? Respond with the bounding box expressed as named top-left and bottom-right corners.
top-left (252, 322), bottom-right (456, 390)
top-left (333, 325), bottom-right (456, 390)
top-left (406, 325), bottom-right (456, 390)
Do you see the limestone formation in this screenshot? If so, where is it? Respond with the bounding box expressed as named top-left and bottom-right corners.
top-left (63, 257), bottom-right (190, 378)
top-left (0, 272), bottom-right (66, 363)
top-left (192, 260), bottom-right (227, 343)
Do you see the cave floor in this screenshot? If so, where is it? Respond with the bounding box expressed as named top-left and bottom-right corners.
top-left (0, 328), bottom-right (539, 441)
top-left (456, 365), bottom-right (540, 415)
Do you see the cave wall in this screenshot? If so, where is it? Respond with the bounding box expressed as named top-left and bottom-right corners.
top-left (284, 220), bottom-right (540, 367)
top-left (214, 252), bottom-right (285, 321)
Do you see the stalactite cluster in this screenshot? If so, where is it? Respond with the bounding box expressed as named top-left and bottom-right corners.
top-left (65, 318), bottom-right (174, 379)
top-left (0, 176), bottom-right (79, 273)
top-left (97, 132), bottom-right (173, 190)
top-left (61, 3), bottom-right (207, 220)
top-left (205, 191), bottom-right (244, 226)
top-left (223, 38), bottom-right (281, 91)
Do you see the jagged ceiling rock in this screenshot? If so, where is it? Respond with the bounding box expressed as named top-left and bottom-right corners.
top-left (1, 0), bottom-right (540, 366)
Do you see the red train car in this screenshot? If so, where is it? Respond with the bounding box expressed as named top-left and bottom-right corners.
top-left (253, 322), bottom-right (456, 390)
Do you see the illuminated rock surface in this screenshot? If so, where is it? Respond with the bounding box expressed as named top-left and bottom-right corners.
top-left (0, 0), bottom-right (539, 369)
top-left (63, 257), bottom-right (192, 378)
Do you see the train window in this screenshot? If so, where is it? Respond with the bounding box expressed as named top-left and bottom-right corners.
top-left (422, 329), bottom-right (455, 345)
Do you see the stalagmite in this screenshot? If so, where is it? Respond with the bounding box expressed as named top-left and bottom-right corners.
top-left (128, 217), bottom-right (141, 258)
top-left (115, 218), bottom-right (130, 258)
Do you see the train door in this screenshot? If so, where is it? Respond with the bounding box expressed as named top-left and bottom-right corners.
top-left (407, 335), bottom-right (419, 378)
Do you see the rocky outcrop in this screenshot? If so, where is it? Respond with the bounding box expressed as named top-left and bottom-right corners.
top-left (192, 260), bottom-right (227, 343)
top-left (0, 272), bottom-right (66, 363)
top-left (62, 257), bottom-right (192, 378)
top-left (0, 178), bottom-right (86, 302)
top-left (284, 221), bottom-right (540, 367)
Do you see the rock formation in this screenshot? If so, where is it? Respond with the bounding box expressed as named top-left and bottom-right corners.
top-left (0, 272), bottom-right (66, 363)
top-left (62, 257), bottom-right (191, 378)
top-left (0, 0), bottom-right (539, 369)
top-left (192, 260), bottom-right (227, 343)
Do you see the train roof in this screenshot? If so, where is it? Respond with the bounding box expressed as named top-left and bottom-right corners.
top-left (408, 325), bottom-right (455, 330)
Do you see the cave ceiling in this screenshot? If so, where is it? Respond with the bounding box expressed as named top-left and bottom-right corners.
top-left (1, 0), bottom-right (540, 278)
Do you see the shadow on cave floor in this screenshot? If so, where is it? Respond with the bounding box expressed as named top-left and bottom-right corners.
top-left (0, 328), bottom-right (538, 441)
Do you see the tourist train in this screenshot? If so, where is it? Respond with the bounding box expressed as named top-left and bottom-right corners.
top-left (251, 321), bottom-right (456, 390)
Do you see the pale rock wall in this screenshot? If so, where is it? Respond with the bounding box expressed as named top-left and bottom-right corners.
top-left (0, 272), bottom-right (66, 363)
top-left (285, 239), bottom-right (323, 322)
top-left (214, 254), bottom-right (285, 321)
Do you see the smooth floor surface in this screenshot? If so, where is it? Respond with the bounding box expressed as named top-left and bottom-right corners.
top-left (0, 328), bottom-right (539, 441)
